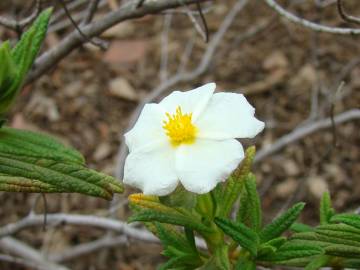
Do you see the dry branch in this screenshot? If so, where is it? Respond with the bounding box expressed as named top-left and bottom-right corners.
top-left (263, 0), bottom-right (360, 34)
top-left (26, 0), bottom-right (209, 84)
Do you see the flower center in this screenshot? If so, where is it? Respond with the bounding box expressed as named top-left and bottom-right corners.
top-left (163, 106), bottom-right (197, 146)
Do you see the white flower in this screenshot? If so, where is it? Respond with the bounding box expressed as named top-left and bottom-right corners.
top-left (123, 83), bottom-right (264, 196)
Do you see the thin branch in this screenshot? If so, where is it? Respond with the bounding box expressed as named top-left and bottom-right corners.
top-left (26, 0), bottom-right (210, 84)
top-left (49, 235), bottom-right (127, 262)
top-left (180, 0), bottom-right (209, 42)
top-left (0, 213), bottom-right (156, 242)
top-left (0, 237), bottom-right (69, 270)
top-left (57, 0), bottom-right (108, 50)
top-left (0, 253), bottom-right (45, 269)
top-left (337, 0), bottom-right (360, 25)
top-left (263, 0), bottom-right (360, 34)
top-left (254, 109), bottom-right (360, 163)
top-left (0, 213), bottom-right (207, 253)
top-left (196, 1), bottom-right (209, 42)
top-left (82, 0), bottom-right (102, 25)
top-left (0, 0), bottom-right (42, 33)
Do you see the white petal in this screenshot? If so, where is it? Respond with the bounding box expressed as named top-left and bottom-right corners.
top-left (159, 83), bottom-right (216, 120)
top-left (124, 103), bottom-right (167, 152)
top-left (175, 139), bottom-right (244, 194)
top-left (196, 92), bottom-right (265, 140)
top-left (123, 141), bottom-right (178, 196)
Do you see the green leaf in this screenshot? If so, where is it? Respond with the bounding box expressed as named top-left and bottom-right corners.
top-left (199, 246), bottom-right (230, 270)
top-left (258, 241), bottom-right (323, 263)
top-left (260, 202), bottom-right (305, 243)
top-left (0, 42), bottom-right (17, 95)
top-left (129, 209), bottom-right (211, 233)
top-left (331, 213), bottom-right (360, 230)
top-left (342, 259), bottom-right (360, 268)
top-left (263, 237), bottom-right (287, 249)
top-left (196, 193), bottom-right (215, 218)
top-left (12, 8), bottom-right (52, 77)
top-left (0, 127), bottom-right (123, 199)
top-left (325, 244), bottom-right (360, 258)
top-left (290, 222), bottom-right (314, 233)
top-left (214, 217), bottom-right (259, 257)
top-left (234, 257), bottom-right (256, 270)
top-left (217, 146), bottom-right (255, 218)
top-left (320, 192), bottom-right (334, 225)
top-left (155, 223), bottom-right (192, 252)
top-left (0, 127), bottom-right (84, 164)
top-left (158, 254), bottom-right (199, 270)
top-left (237, 174), bottom-right (261, 232)
top-left (317, 224), bottom-right (360, 242)
top-left (304, 255), bottom-right (330, 270)
top-left (0, 9), bottom-right (52, 116)
top-left (213, 245), bottom-right (231, 270)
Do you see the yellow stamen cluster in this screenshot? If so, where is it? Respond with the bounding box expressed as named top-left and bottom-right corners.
top-left (163, 106), bottom-right (197, 146)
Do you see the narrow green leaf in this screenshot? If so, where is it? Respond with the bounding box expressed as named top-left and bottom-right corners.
top-left (214, 217), bottom-right (259, 257)
top-left (325, 244), bottom-right (360, 258)
top-left (129, 209), bottom-right (212, 233)
top-left (304, 255), bottom-right (330, 270)
top-left (258, 241), bottom-right (323, 262)
top-left (290, 222), bottom-right (314, 233)
top-left (320, 192), bottom-right (334, 225)
top-left (263, 237), bottom-right (287, 249)
top-left (237, 173), bottom-right (261, 232)
top-left (342, 259), bottom-right (360, 268)
top-left (235, 257), bottom-right (256, 270)
top-left (214, 245), bottom-right (231, 270)
top-left (331, 213), bottom-right (360, 230)
top-left (155, 223), bottom-right (191, 252)
top-left (260, 202), bottom-right (305, 243)
top-left (199, 246), bottom-right (230, 270)
top-left (0, 127), bottom-right (84, 164)
top-left (217, 146), bottom-right (255, 217)
top-left (12, 8), bottom-right (52, 77)
top-left (158, 254), bottom-right (198, 270)
top-left (196, 193), bottom-right (215, 218)
top-left (317, 224), bottom-right (360, 242)
top-left (0, 42), bottom-right (17, 94)
top-left (0, 128), bottom-right (123, 199)
top-left (1, 9), bottom-right (52, 115)
top-left (184, 228), bottom-right (197, 251)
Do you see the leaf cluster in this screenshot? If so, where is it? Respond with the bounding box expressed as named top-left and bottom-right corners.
top-left (129, 147), bottom-right (360, 269)
top-left (0, 10), bottom-right (123, 199)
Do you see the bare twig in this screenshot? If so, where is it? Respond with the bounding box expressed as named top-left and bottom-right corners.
top-left (254, 109), bottom-right (360, 163)
top-left (0, 253), bottom-right (45, 269)
top-left (82, 0), bottom-right (102, 25)
top-left (49, 235), bottom-right (127, 262)
top-left (0, 237), bottom-right (69, 270)
top-left (57, 0), bottom-right (108, 50)
top-left (0, 213), bottom-right (207, 249)
top-left (196, 1), bottom-right (209, 42)
top-left (0, 0), bottom-right (42, 33)
top-left (26, 0), bottom-right (209, 84)
top-left (263, 0), bottom-right (360, 34)
top-left (0, 213), bottom-right (156, 242)
top-left (180, 0), bottom-right (209, 42)
top-left (337, 0), bottom-right (360, 25)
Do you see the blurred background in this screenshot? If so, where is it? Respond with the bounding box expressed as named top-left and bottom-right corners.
top-left (0, 0), bottom-right (359, 269)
